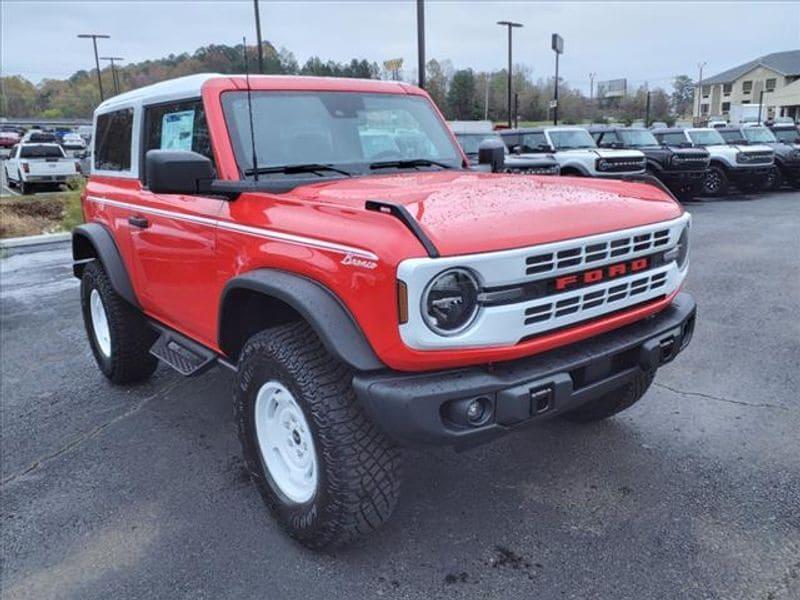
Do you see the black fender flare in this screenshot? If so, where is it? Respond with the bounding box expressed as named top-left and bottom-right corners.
top-left (560, 163), bottom-right (591, 176)
top-left (72, 223), bottom-right (140, 308)
top-left (645, 158), bottom-right (665, 175)
top-left (218, 269), bottom-right (384, 372)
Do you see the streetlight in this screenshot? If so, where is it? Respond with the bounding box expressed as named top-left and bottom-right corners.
top-left (551, 33), bottom-right (564, 125)
top-left (100, 56), bottom-right (123, 95)
top-left (78, 33), bottom-right (110, 101)
top-left (497, 20), bottom-right (523, 128)
top-left (253, 0), bottom-right (264, 74)
top-left (589, 72), bottom-right (597, 101)
top-left (417, 0), bottom-right (425, 89)
top-left (696, 61), bottom-right (707, 121)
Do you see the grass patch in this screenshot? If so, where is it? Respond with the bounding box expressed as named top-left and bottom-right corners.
top-left (0, 177), bottom-right (85, 238)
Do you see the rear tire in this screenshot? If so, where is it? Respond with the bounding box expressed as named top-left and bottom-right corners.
top-left (561, 369), bottom-right (655, 423)
top-left (19, 175), bottom-right (31, 195)
top-left (80, 261), bottom-right (158, 384)
top-left (234, 321), bottom-right (402, 549)
top-left (702, 166), bottom-right (728, 197)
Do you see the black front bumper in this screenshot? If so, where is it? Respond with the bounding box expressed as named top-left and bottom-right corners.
top-left (659, 170), bottom-right (706, 194)
top-left (354, 293), bottom-right (696, 449)
top-left (728, 165), bottom-right (771, 186)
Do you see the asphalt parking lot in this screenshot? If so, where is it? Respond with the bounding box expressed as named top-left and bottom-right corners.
top-left (1, 191), bottom-right (799, 600)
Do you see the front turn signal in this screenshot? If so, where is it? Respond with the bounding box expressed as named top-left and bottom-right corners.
top-left (397, 280), bottom-right (408, 324)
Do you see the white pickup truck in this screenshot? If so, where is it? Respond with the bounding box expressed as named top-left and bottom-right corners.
top-left (4, 143), bottom-right (80, 194)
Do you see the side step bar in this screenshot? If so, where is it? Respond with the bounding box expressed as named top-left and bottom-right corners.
top-left (149, 328), bottom-right (217, 376)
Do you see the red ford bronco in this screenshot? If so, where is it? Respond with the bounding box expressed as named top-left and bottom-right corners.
top-left (73, 74), bottom-right (695, 549)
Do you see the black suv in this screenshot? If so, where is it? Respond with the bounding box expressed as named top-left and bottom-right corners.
top-left (588, 126), bottom-right (710, 200)
top-left (718, 126), bottom-right (800, 191)
top-left (454, 132), bottom-right (560, 175)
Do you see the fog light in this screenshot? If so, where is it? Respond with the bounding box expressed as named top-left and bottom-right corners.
top-left (466, 399), bottom-right (485, 422)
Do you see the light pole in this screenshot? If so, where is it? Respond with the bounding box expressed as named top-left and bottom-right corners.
top-left (78, 33), bottom-right (110, 101)
top-left (696, 61), bottom-right (707, 121)
top-left (100, 56), bottom-right (123, 95)
top-left (551, 33), bottom-right (564, 125)
top-left (497, 21), bottom-right (523, 128)
top-left (253, 0), bottom-right (264, 74)
top-left (417, 0), bottom-right (425, 88)
top-left (589, 72), bottom-right (597, 101)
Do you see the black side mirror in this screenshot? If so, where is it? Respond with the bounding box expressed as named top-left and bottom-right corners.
top-left (478, 139), bottom-right (506, 172)
top-left (146, 150), bottom-right (214, 195)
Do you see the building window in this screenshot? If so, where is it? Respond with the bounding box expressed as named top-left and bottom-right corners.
top-left (723, 83), bottom-right (732, 94)
top-left (742, 100), bottom-right (751, 105)
top-left (702, 85), bottom-right (710, 97)
top-left (742, 80), bottom-right (753, 94)
top-left (94, 108), bottom-right (133, 172)
top-left (765, 78), bottom-right (777, 92)
top-left (722, 102), bottom-right (731, 113)
top-left (701, 103), bottom-right (709, 115)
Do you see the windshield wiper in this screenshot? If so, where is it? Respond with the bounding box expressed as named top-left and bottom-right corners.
top-left (245, 163), bottom-right (353, 177)
top-left (369, 158), bottom-right (454, 170)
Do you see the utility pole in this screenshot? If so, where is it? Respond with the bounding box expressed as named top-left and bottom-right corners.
top-left (417, 0), bottom-right (425, 88)
top-left (100, 56), bottom-right (123, 95)
top-left (484, 78), bottom-right (490, 120)
top-left (589, 72), bottom-right (596, 100)
top-left (645, 91), bottom-right (651, 127)
top-left (758, 89), bottom-right (764, 123)
top-left (78, 33), bottom-right (110, 102)
top-left (551, 34), bottom-right (564, 125)
top-left (696, 61), bottom-right (707, 121)
top-left (253, 0), bottom-right (264, 74)
top-left (497, 21), bottom-right (523, 128)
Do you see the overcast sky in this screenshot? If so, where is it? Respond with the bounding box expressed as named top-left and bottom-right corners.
top-left (2, 1), bottom-right (799, 93)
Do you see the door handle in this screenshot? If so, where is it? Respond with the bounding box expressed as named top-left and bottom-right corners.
top-left (128, 216), bottom-right (149, 229)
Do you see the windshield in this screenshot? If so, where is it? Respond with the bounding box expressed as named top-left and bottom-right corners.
top-left (547, 129), bottom-right (596, 150)
top-left (719, 130), bottom-right (745, 144)
top-left (618, 129), bottom-right (659, 147)
top-left (687, 129), bottom-right (726, 146)
top-left (772, 127), bottom-right (800, 144)
top-left (455, 133), bottom-right (503, 155)
top-left (20, 145), bottom-right (64, 158)
top-left (743, 127), bottom-right (777, 144)
top-left (222, 91), bottom-right (462, 176)
top-left (516, 132), bottom-right (550, 152)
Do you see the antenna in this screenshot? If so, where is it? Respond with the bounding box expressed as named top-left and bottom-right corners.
top-left (243, 36), bottom-right (259, 182)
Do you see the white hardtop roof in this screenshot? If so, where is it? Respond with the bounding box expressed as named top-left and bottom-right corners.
top-left (95, 73), bottom-right (223, 115)
top-left (448, 120), bottom-right (494, 134)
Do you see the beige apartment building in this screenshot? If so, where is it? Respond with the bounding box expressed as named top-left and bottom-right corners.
top-left (695, 50), bottom-right (800, 120)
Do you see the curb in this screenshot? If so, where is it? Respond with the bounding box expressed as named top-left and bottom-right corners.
top-left (0, 232), bottom-right (71, 257)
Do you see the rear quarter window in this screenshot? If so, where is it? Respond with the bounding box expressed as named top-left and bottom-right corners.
top-left (94, 108), bottom-right (134, 171)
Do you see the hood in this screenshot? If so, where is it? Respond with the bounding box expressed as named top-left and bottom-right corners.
top-left (287, 171), bottom-right (682, 257)
top-left (592, 148), bottom-right (645, 159)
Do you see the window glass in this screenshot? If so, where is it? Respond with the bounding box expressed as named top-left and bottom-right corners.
top-left (221, 91), bottom-right (461, 176)
top-left (766, 78), bottom-right (777, 91)
top-left (772, 127), bottom-right (800, 144)
top-left (143, 100), bottom-right (214, 173)
top-left (743, 80), bottom-right (753, 93)
top-left (742, 127), bottom-right (776, 144)
top-left (658, 132), bottom-right (690, 146)
top-left (518, 132), bottom-right (549, 152)
top-left (597, 131), bottom-right (620, 146)
top-left (718, 130), bottom-right (744, 144)
top-left (95, 108), bottom-right (133, 171)
top-left (547, 129), bottom-right (595, 150)
top-left (723, 83), bottom-right (732, 94)
top-left (618, 129), bottom-right (659, 147)
top-left (454, 133), bottom-right (504, 155)
top-left (722, 102), bottom-right (731, 112)
top-left (687, 129), bottom-right (726, 146)
top-left (20, 144), bottom-right (65, 158)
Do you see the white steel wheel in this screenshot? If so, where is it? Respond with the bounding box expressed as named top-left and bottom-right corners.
top-left (254, 380), bottom-right (318, 504)
top-left (89, 288), bottom-right (112, 358)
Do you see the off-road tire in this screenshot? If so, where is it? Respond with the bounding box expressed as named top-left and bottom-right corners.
top-left (80, 260), bottom-right (158, 384)
top-left (702, 165), bottom-right (728, 197)
top-left (234, 322), bottom-right (402, 550)
top-left (765, 165), bottom-right (784, 192)
top-left (561, 369), bottom-right (655, 423)
top-left (19, 173), bottom-right (31, 195)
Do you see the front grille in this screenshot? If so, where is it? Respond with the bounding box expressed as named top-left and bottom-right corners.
top-left (524, 271), bottom-right (668, 326)
top-left (600, 158), bottom-right (646, 173)
top-left (744, 152), bottom-right (773, 164)
top-left (526, 229), bottom-right (670, 276)
top-left (673, 154), bottom-right (710, 169)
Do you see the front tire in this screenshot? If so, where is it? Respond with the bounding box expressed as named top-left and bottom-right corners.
top-left (80, 261), bottom-right (158, 384)
top-left (765, 166), bottom-right (784, 191)
top-left (702, 165), bottom-right (728, 197)
top-left (234, 322), bottom-right (402, 549)
top-left (561, 369), bottom-right (655, 423)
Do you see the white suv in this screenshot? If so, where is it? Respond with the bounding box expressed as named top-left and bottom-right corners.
top-left (500, 126), bottom-right (646, 178)
top-left (653, 127), bottom-right (774, 196)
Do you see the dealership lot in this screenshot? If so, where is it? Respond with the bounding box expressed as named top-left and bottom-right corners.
top-left (1, 192), bottom-right (798, 599)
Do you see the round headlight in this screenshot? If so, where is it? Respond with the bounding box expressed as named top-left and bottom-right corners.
top-left (676, 225), bottom-right (690, 269)
top-left (421, 268), bottom-right (480, 335)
